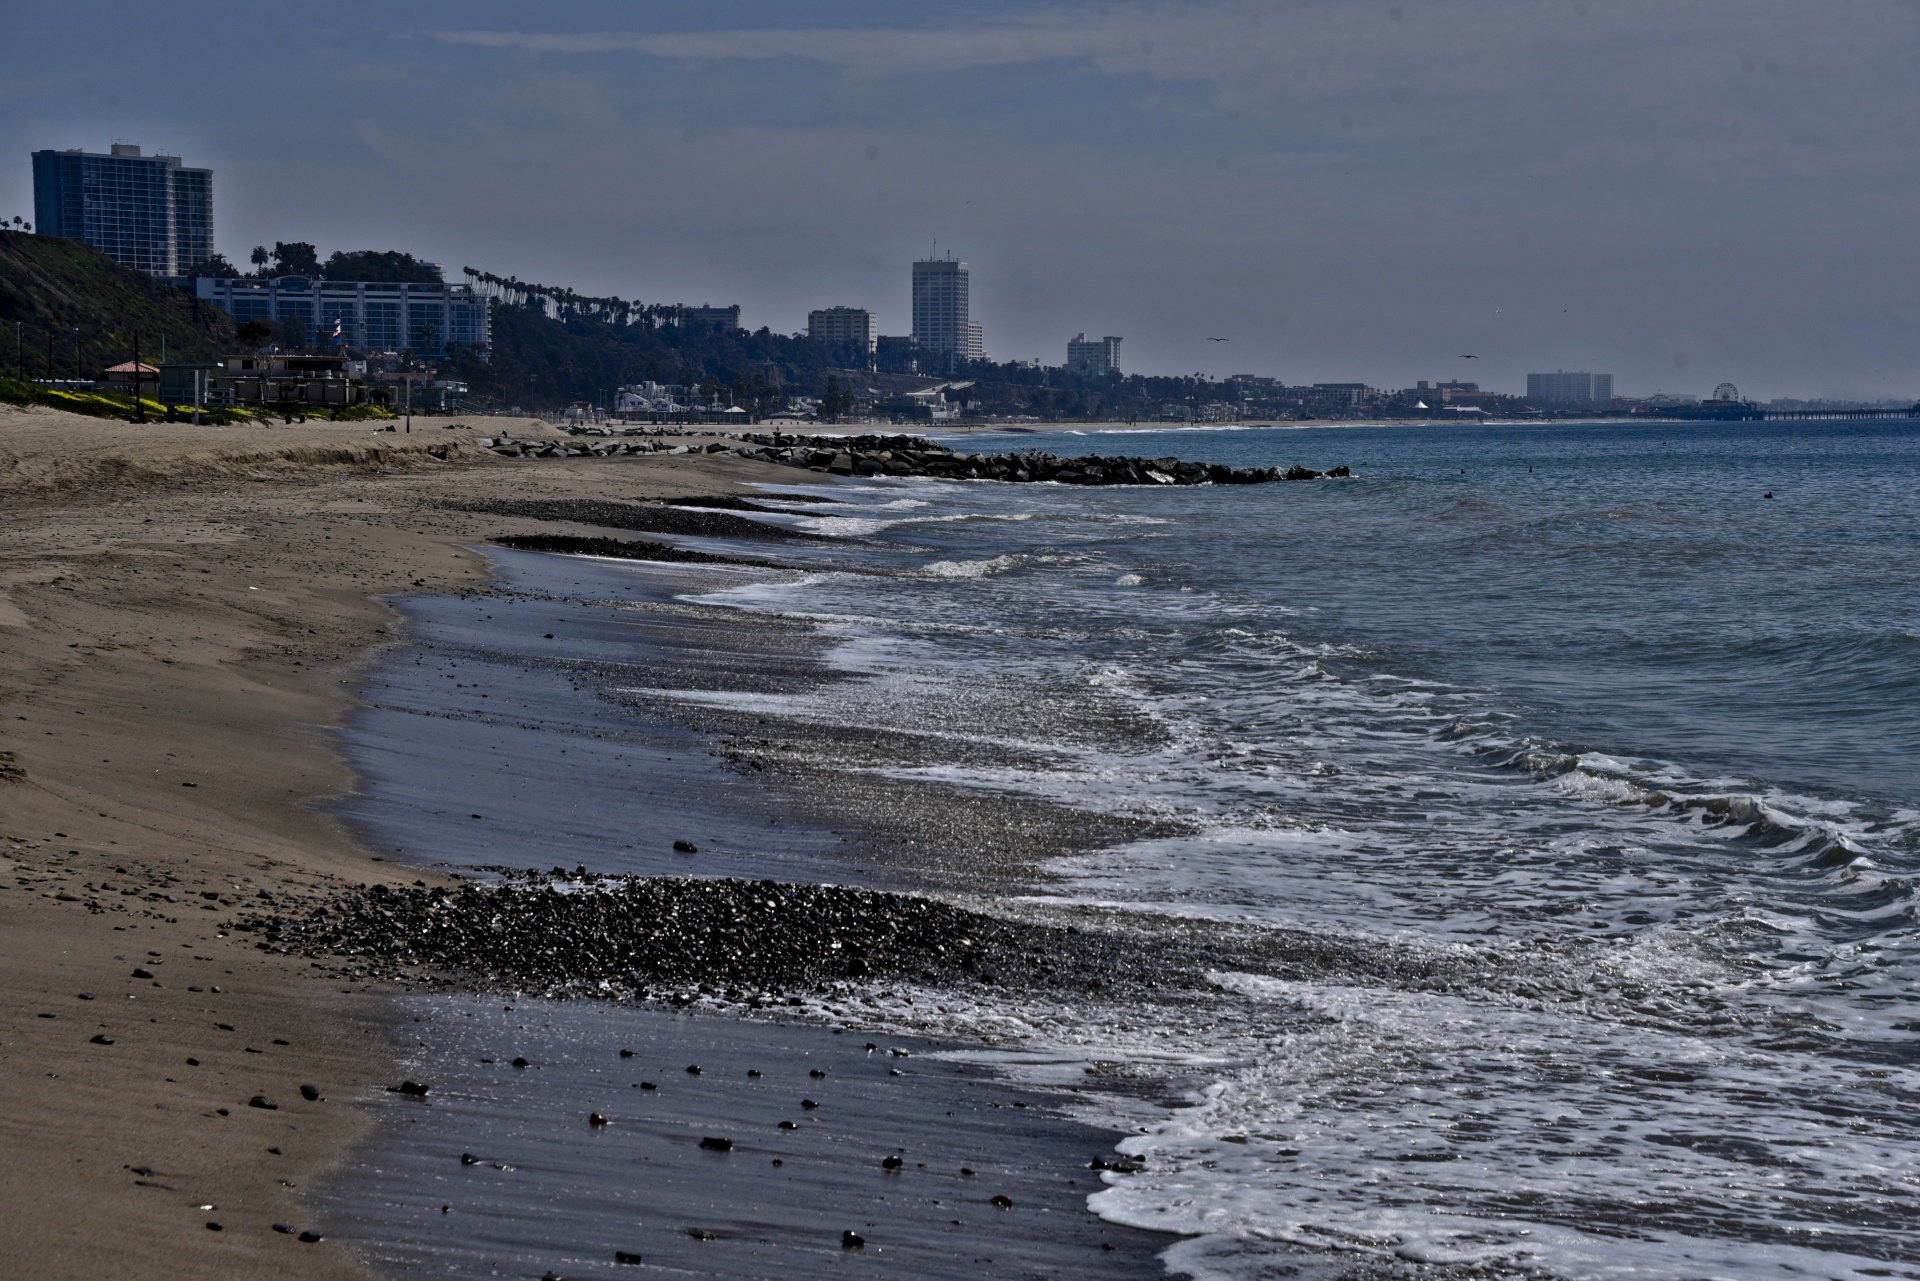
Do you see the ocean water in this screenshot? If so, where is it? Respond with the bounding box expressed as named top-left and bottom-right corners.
top-left (643, 418), bottom-right (1920, 1279)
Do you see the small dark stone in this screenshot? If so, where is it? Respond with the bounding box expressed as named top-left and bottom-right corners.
top-left (614, 1250), bottom-right (644, 1265)
top-left (841, 1230), bottom-right (865, 1249)
top-left (272, 1223), bottom-right (294, 1234)
top-left (673, 840), bottom-right (697, 853)
top-left (461, 1153), bottom-right (481, 1165)
top-left (685, 1064), bottom-right (700, 1075)
top-left (390, 1080), bottom-right (429, 1096)
top-left (808, 1068), bottom-right (825, 1078)
top-left (881, 1155), bottom-right (903, 1170)
top-left (746, 1069), bottom-right (761, 1078)
top-left (512, 1057), bottom-right (530, 1068)
top-left (131, 968), bottom-right (154, 979)
top-left (618, 1048), bottom-right (634, 1058)
top-left (698, 1136), bottom-right (732, 1152)
top-left (216, 1108), bottom-right (229, 1116)
top-left (217, 1023), bottom-right (234, 1031)
top-left (992, 1194), bottom-right (1014, 1208)
top-left (266, 1146), bottom-right (281, 1155)
top-left (800, 1098), bottom-right (818, 1109)
top-left (542, 1272), bottom-right (565, 1280)
top-left (589, 1111), bottom-right (610, 1127)
top-left (185, 1058), bottom-right (199, 1066)
top-left (639, 1081), bottom-right (657, 1090)
top-left (78, 993), bottom-right (95, 1001)
top-left (36, 1013), bottom-right (54, 1019)
top-left (249, 1095), bottom-right (278, 1110)
top-left (205, 1221), bottom-right (222, 1231)
top-left (90, 1034), bottom-right (114, 1045)
top-left (686, 1228), bottom-right (717, 1241)
top-left (298, 1231), bottom-right (322, 1243)
top-left (961, 1167), bottom-right (975, 1176)
top-left (778, 1120), bottom-right (798, 1130)
top-left (299, 1084), bottom-right (320, 1101)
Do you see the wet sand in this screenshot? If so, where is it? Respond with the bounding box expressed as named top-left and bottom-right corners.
top-left (0, 406), bottom-right (840, 1278)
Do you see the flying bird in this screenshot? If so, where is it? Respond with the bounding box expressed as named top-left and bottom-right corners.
top-left (1459, 353), bottom-right (1479, 359)
top-left (1207, 337), bottom-right (1230, 342)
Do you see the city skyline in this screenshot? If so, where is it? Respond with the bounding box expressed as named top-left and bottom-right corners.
top-left (3, 1), bottom-right (1914, 400)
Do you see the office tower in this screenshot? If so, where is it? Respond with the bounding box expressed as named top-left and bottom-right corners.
top-left (808, 306), bottom-right (879, 353)
top-left (1526, 371), bottom-right (1614, 406)
top-left (1067, 333), bottom-right (1123, 372)
top-left (32, 144), bottom-right (214, 277)
top-left (912, 254), bottom-right (978, 366)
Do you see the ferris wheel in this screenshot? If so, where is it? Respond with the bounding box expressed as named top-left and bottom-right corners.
top-left (1711, 382), bottom-right (1741, 402)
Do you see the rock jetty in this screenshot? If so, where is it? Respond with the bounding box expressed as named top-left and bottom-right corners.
top-left (476, 429), bottom-right (1349, 486)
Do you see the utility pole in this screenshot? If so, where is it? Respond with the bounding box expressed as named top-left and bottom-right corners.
top-left (405, 374), bottom-right (412, 433)
top-left (132, 328), bottom-right (146, 422)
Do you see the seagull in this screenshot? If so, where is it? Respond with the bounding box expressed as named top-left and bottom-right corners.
top-left (1459, 353), bottom-right (1479, 359)
top-left (1207, 337), bottom-right (1230, 342)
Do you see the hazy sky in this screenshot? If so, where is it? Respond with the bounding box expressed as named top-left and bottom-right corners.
top-left (4, 0), bottom-right (1916, 398)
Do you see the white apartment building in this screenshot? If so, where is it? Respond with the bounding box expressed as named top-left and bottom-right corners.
top-left (195, 276), bottom-right (490, 358)
top-left (1067, 333), bottom-right (1122, 373)
top-left (1526, 371), bottom-right (1614, 406)
top-left (807, 306), bottom-right (879, 353)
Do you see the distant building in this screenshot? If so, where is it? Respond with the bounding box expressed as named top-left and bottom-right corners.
top-left (680, 305), bottom-right (741, 332)
top-left (912, 254), bottom-right (976, 367)
top-left (32, 144), bottom-right (214, 277)
top-left (1067, 334), bottom-right (1122, 373)
top-left (195, 276), bottom-right (489, 358)
top-left (808, 306), bottom-right (878, 353)
top-left (1527, 371), bottom-right (1613, 406)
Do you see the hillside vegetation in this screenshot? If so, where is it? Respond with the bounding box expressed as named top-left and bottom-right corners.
top-left (0, 232), bottom-right (233, 379)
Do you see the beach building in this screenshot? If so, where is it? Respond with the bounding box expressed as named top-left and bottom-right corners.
top-left (194, 277), bottom-right (489, 358)
top-left (1527, 371), bottom-right (1614, 406)
top-left (32, 144), bottom-right (214, 277)
top-left (912, 254), bottom-right (982, 367)
top-left (1067, 333), bottom-right (1123, 373)
top-left (808, 307), bottom-right (879, 353)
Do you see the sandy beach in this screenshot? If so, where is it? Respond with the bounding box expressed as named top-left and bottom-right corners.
top-left (0, 406), bottom-right (816, 1277)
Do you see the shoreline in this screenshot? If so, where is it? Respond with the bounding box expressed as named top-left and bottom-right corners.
top-left (0, 406), bottom-right (832, 1277)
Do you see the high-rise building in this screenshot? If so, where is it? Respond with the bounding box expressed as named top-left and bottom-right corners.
top-left (808, 306), bottom-right (879, 354)
top-left (1526, 371), bottom-right (1614, 406)
top-left (32, 144), bottom-right (214, 277)
top-left (194, 276), bottom-right (489, 358)
top-left (1067, 333), bottom-right (1123, 373)
top-left (912, 254), bottom-right (979, 367)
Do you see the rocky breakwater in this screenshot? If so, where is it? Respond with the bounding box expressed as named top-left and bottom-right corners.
top-left (731, 431), bottom-right (1350, 486)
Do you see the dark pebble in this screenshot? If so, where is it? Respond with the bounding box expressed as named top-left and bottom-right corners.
top-left (78, 993), bottom-right (95, 1001)
top-left (778, 1120), bottom-right (798, 1130)
top-left (216, 1108), bottom-right (229, 1116)
top-left (639, 1081), bottom-right (657, 1090)
top-left (992, 1194), bottom-right (1014, 1208)
top-left (389, 1080), bottom-right (429, 1096)
top-left (131, 968), bottom-right (154, 979)
top-left (267, 1147), bottom-right (281, 1155)
top-left (299, 1083), bottom-right (320, 1101)
top-left (618, 1048), bottom-right (633, 1058)
top-left (272, 1223), bottom-right (294, 1234)
top-left (746, 1069), bottom-right (761, 1078)
top-left (686, 1228), bottom-right (717, 1241)
top-left (961, 1167), bottom-right (975, 1176)
top-left (614, 1250), bottom-right (644, 1265)
top-left (881, 1155), bottom-right (903, 1170)
top-left (698, 1136), bottom-right (732, 1152)
top-left (672, 840), bottom-right (697, 853)
top-left (685, 1064), bottom-right (700, 1075)
top-left (185, 1058), bottom-right (199, 1066)
top-left (205, 1222), bottom-right (222, 1231)
top-left (298, 1231), bottom-right (322, 1243)
top-left (37, 1013), bottom-right (54, 1019)
top-left (461, 1153), bottom-right (481, 1165)
top-left (217, 1023), bottom-right (233, 1031)
top-left (842, 1230), bottom-right (865, 1249)
top-left (800, 1098), bottom-right (818, 1109)
top-left (589, 1111), bottom-right (609, 1127)
top-left (512, 1056), bottom-right (530, 1068)
top-left (809, 1068), bottom-right (826, 1078)
top-left (90, 1034), bottom-right (114, 1045)
top-left (249, 1096), bottom-right (277, 1110)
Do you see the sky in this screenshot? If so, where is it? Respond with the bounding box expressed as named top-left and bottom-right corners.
top-left (3, 0), bottom-right (1916, 399)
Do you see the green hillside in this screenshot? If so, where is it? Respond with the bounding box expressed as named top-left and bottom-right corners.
top-left (0, 231), bottom-right (233, 380)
